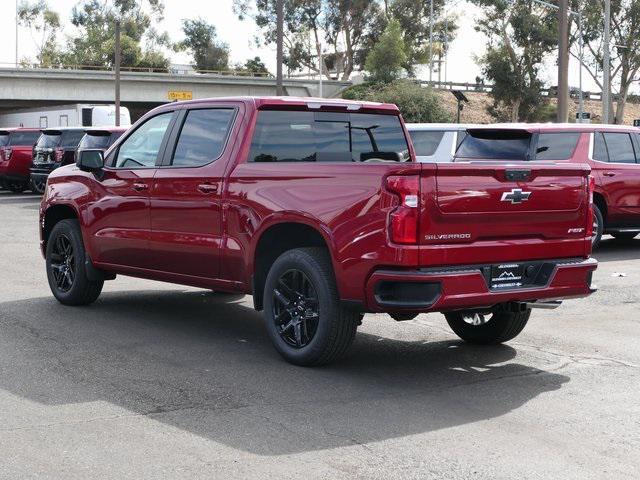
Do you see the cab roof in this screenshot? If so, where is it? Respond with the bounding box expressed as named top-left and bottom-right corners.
top-left (160, 96), bottom-right (400, 114)
top-left (0, 127), bottom-right (41, 134)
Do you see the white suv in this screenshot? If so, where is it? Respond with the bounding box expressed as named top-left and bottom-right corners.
top-left (406, 123), bottom-right (480, 162)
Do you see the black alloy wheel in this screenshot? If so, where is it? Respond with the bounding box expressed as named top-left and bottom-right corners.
top-left (50, 233), bottom-right (75, 293)
top-left (30, 178), bottom-right (46, 194)
top-left (272, 269), bottom-right (320, 348)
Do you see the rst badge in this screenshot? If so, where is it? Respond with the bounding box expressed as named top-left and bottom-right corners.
top-left (501, 188), bottom-right (532, 204)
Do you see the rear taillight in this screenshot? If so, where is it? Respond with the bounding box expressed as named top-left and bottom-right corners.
top-left (386, 175), bottom-right (420, 244)
top-left (54, 148), bottom-right (64, 162)
top-left (586, 175), bottom-right (595, 238)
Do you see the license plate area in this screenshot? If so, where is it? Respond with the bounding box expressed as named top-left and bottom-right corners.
top-left (490, 263), bottom-right (525, 289)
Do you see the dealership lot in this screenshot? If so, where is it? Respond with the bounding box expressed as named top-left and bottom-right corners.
top-left (0, 190), bottom-right (638, 479)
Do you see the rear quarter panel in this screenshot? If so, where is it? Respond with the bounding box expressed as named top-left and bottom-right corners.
top-left (225, 162), bottom-right (422, 301)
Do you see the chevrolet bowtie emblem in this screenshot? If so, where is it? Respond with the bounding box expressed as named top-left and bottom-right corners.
top-left (501, 188), bottom-right (532, 204)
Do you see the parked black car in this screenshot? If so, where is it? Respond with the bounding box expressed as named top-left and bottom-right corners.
top-left (30, 128), bottom-right (86, 194)
top-left (74, 127), bottom-right (127, 165)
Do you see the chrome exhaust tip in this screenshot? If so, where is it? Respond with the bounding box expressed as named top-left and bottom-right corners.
top-left (524, 300), bottom-right (563, 310)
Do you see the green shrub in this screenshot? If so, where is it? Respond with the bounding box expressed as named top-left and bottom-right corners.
top-left (342, 80), bottom-right (452, 123)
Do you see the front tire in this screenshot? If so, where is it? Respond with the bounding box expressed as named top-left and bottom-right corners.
top-left (445, 308), bottom-right (531, 344)
top-left (263, 247), bottom-right (360, 366)
top-left (46, 219), bottom-right (103, 306)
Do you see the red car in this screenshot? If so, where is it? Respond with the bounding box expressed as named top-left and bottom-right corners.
top-left (39, 97), bottom-right (597, 365)
top-left (0, 128), bottom-right (41, 192)
top-left (456, 123), bottom-right (640, 246)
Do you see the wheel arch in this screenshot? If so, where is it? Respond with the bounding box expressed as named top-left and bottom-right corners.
top-left (593, 191), bottom-right (608, 222)
top-left (251, 219), bottom-right (336, 311)
top-left (42, 203), bottom-right (81, 248)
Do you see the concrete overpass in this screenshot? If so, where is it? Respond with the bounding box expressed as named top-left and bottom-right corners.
top-left (0, 68), bottom-right (352, 120)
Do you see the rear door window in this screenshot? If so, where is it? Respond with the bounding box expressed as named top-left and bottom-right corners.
top-left (603, 133), bottom-right (636, 163)
top-left (248, 110), bottom-right (410, 163)
top-left (171, 108), bottom-right (235, 167)
top-left (457, 130), bottom-right (531, 160)
top-left (409, 130), bottom-right (445, 156)
top-left (535, 133), bottom-right (580, 160)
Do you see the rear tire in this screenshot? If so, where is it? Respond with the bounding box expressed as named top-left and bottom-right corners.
top-left (611, 232), bottom-right (637, 241)
top-left (445, 308), bottom-right (531, 344)
top-left (30, 177), bottom-right (46, 194)
top-left (46, 219), bottom-right (103, 306)
top-left (263, 247), bottom-right (360, 366)
top-left (592, 205), bottom-right (604, 248)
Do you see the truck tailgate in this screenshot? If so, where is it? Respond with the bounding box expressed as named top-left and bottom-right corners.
top-left (419, 162), bottom-right (591, 266)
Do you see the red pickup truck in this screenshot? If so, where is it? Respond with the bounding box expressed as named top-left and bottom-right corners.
top-left (39, 97), bottom-right (597, 365)
top-left (455, 124), bottom-right (640, 246)
top-left (0, 128), bottom-right (41, 192)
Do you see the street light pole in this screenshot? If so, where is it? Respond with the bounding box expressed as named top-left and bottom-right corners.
top-left (317, 43), bottom-right (323, 98)
top-left (578, 12), bottom-right (584, 121)
top-left (15, 0), bottom-right (18, 67)
top-left (603, 0), bottom-right (611, 123)
top-left (429, 0), bottom-right (434, 85)
top-left (115, 20), bottom-right (121, 127)
top-left (276, 0), bottom-right (284, 96)
top-left (557, 0), bottom-right (570, 122)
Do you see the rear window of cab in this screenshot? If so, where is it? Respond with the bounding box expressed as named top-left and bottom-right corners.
top-left (248, 110), bottom-right (411, 163)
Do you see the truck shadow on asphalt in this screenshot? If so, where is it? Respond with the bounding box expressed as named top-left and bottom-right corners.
top-left (0, 290), bottom-right (569, 454)
top-left (593, 237), bottom-right (640, 262)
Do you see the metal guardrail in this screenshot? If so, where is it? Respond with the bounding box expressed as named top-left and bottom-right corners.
top-left (0, 62), bottom-right (275, 78)
top-left (419, 79), bottom-right (604, 101)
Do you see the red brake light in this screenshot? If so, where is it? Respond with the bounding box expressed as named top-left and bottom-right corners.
top-left (386, 175), bottom-right (420, 244)
top-left (55, 148), bottom-right (64, 162)
top-left (586, 175), bottom-right (595, 238)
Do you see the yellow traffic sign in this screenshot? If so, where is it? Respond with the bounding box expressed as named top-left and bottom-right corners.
top-left (168, 91), bottom-right (193, 101)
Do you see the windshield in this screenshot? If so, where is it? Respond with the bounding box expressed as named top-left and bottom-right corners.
top-left (456, 130), bottom-right (531, 160)
top-left (248, 110), bottom-right (411, 163)
top-left (36, 133), bottom-right (61, 149)
top-left (0, 134), bottom-right (8, 147)
top-left (78, 133), bottom-right (111, 150)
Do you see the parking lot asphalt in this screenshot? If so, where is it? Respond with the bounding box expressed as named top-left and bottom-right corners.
top-left (0, 190), bottom-right (638, 480)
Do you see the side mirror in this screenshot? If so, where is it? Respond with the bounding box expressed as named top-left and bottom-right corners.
top-left (77, 149), bottom-right (104, 172)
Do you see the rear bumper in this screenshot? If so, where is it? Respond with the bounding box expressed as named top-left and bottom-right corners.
top-left (365, 257), bottom-right (597, 312)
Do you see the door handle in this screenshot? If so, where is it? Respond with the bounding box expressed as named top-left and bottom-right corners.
top-left (132, 182), bottom-right (148, 191)
top-left (603, 172), bottom-right (616, 177)
top-left (197, 183), bottom-right (218, 194)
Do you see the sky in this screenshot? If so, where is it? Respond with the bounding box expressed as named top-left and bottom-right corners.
top-left (0, 0), bottom-right (597, 92)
